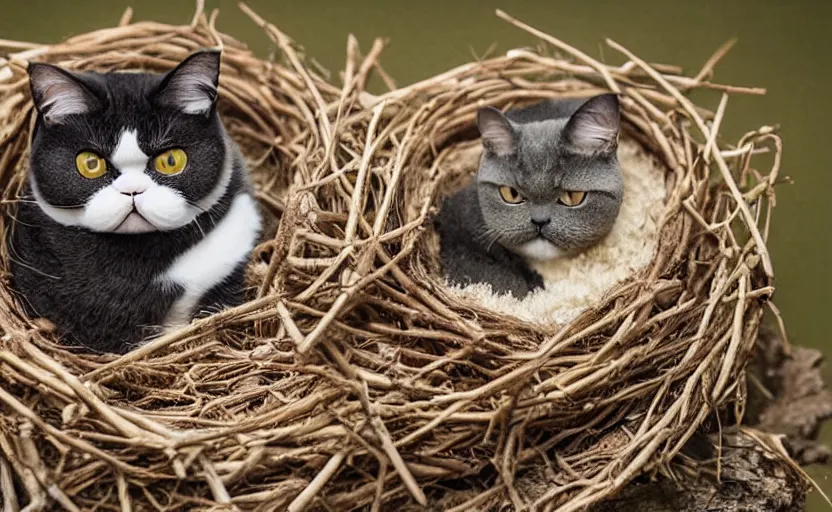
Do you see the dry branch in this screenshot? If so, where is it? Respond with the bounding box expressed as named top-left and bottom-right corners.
top-left (0, 3), bottom-right (798, 511)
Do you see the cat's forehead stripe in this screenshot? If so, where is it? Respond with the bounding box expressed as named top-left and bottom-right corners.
top-left (111, 129), bottom-right (149, 172)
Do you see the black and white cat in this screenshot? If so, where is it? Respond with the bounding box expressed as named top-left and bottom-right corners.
top-left (10, 50), bottom-right (262, 353)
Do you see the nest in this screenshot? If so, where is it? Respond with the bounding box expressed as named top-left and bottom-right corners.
top-left (444, 138), bottom-right (669, 326)
top-left (0, 4), bottom-right (786, 511)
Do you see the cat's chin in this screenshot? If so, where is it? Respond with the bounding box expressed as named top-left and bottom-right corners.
top-left (113, 212), bottom-right (158, 234)
top-left (513, 238), bottom-right (564, 261)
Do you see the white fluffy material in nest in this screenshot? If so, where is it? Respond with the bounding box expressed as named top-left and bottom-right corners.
top-left (449, 140), bottom-right (667, 325)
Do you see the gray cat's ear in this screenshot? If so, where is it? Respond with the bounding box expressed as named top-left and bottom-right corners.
top-left (562, 94), bottom-right (620, 154)
top-left (28, 63), bottom-right (102, 124)
top-left (478, 106), bottom-right (517, 156)
top-left (153, 49), bottom-right (221, 116)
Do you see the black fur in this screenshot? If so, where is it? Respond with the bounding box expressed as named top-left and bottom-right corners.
top-left (10, 158), bottom-right (250, 354)
top-left (9, 51), bottom-right (260, 353)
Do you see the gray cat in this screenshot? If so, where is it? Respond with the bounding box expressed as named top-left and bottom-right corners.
top-left (435, 94), bottom-right (624, 298)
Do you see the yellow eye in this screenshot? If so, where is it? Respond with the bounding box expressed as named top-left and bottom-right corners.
top-left (154, 148), bottom-right (188, 175)
top-left (558, 190), bottom-right (586, 207)
top-left (499, 185), bottom-right (524, 204)
top-left (75, 152), bottom-right (107, 179)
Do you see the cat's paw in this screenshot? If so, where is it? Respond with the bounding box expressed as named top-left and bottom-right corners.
top-left (489, 278), bottom-right (534, 300)
top-left (527, 270), bottom-right (545, 291)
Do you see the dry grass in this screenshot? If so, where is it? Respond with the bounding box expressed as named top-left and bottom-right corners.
top-left (0, 3), bottom-right (788, 511)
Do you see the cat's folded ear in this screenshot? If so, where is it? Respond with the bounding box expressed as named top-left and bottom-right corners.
top-left (478, 106), bottom-right (517, 156)
top-left (152, 49), bottom-right (221, 116)
top-left (562, 93), bottom-right (620, 155)
top-left (28, 63), bottom-right (102, 124)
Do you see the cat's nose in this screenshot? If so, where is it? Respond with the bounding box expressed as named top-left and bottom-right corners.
top-left (112, 173), bottom-right (153, 196)
top-left (118, 188), bottom-right (147, 197)
top-left (531, 217), bottom-right (551, 228)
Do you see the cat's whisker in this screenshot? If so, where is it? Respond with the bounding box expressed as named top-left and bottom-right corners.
top-left (154, 118), bottom-right (175, 149)
top-left (14, 51), bottom-right (263, 353)
top-left (194, 215), bottom-right (207, 238)
top-left (475, 227), bottom-right (504, 252)
top-left (6, 239), bottom-right (60, 281)
top-left (49, 203), bottom-right (87, 210)
top-left (485, 232), bottom-right (503, 252)
top-left (187, 200), bottom-right (219, 230)
top-left (473, 228), bottom-right (493, 246)
top-left (8, 211), bottom-right (41, 229)
top-left (10, 197), bottom-right (86, 210)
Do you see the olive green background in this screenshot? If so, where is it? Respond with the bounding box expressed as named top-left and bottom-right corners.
top-left (1, 0), bottom-right (830, 508)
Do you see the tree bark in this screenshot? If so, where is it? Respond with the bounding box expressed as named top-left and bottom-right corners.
top-left (588, 433), bottom-right (806, 512)
top-left (590, 326), bottom-right (832, 511)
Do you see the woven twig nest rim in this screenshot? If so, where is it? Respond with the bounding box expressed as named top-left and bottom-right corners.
top-left (0, 4), bottom-right (786, 511)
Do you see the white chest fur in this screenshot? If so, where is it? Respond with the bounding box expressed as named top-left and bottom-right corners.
top-left (516, 239), bottom-right (564, 261)
top-left (160, 193), bottom-right (261, 328)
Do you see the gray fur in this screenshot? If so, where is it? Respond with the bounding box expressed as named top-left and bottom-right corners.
top-left (436, 94), bottom-right (624, 298)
